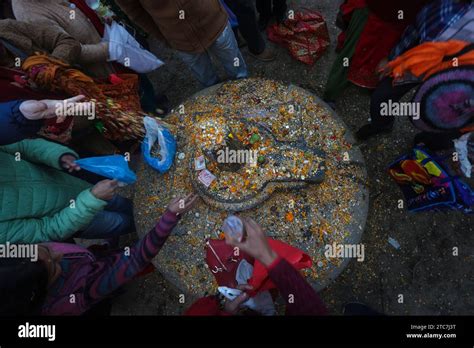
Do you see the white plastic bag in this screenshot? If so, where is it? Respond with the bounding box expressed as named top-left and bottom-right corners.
top-left (104, 21), bottom-right (164, 73)
top-left (235, 259), bottom-right (276, 316)
top-left (454, 132), bottom-right (473, 178)
top-left (141, 116), bottom-right (177, 173)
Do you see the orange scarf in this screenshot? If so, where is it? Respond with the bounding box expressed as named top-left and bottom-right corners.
top-left (22, 54), bottom-right (145, 140)
top-left (383, 40), bottom-right (474, 82)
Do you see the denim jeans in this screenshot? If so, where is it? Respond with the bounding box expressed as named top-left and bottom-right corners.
top-left (177, 23), bottom-right (248, 87)
top-left (78, 195), bottom-right (135, 240)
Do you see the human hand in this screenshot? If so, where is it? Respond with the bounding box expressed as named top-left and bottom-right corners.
top-left (20, 95), bottom-right (88, 122)
top-left (60, 154), bottom-right (80, 172)
top-left (91, 179), bottom-right (119, 201)
top-left (225, 217), bottom-right (277, 267)
top-left (168, 193), bottom-right (199, 215)
top-left (223, 284), bottom-right (253, 315)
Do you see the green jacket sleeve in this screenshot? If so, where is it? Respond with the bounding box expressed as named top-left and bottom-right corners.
top-left (0, 189), bottom-right (107, 244)
top-left (0, 138), bottom-right (78, 170)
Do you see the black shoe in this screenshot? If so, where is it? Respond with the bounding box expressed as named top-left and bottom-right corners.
top-left (258, 16), bottom-right (271, 31)
top-left (355, 123), bottom-right (393, 141)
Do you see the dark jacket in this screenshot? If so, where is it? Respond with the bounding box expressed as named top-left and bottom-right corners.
top-left (0, 100), bottom-right (42, 145)
top-left (115, 0), bottom-right (228, 53)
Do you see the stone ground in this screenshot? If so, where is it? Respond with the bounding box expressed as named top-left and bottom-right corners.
top-left (111, 0), bottom-right (474, 316)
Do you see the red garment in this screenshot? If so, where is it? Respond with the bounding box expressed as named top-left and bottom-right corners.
top-left (185, 297), bottom-right (230, 316)
top-left (185, 258), bottom-right (328, 316)
top-left (347, 12), bottom-right (406, 88)
top-left (248, 239), bottom-right (312, 295)
top-left (338, 0), bottom-right (430, 89)
top-left (0, 67), bottom-right (66, 102)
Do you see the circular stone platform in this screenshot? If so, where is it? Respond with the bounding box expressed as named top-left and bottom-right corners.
top-left (134, 78), bottom-right (369, 298)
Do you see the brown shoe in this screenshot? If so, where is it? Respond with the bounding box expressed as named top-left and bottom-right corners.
top-left (249, 46), bottom-right (276, 62)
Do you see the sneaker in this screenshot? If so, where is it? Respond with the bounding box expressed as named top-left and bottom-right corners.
top-left (249, 46), bottom-right (276, 62)
top-left (355, 123), bottom-right (393, 141)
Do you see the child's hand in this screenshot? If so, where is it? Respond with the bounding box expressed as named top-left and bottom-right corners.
top-left (168, 193), bottom-right (199, 216)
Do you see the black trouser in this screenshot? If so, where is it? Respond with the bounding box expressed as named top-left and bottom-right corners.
top-left (256, 0), bottom-right (287, 20)
top-left (224, 0), bottom-right (266, 54)
top-left (370, 77), bottom-right (419, 127)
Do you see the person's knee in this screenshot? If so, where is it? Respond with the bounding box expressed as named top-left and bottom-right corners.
top-left (104, 212), bottom-right (133, 236)
top-left (107, 195), bottom-right (134, 216)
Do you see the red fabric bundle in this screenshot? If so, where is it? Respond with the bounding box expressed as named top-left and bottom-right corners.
top-left (205, 238), bottom-right (312, 295)
top-left (248, 239), bottom-right (312, 294)
top-left (267, 8), bottom-right (330, 65)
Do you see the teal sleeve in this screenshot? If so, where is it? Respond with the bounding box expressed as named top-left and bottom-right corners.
top-left (0, 138), bottom-right (79, 170)
top-left (0, 189), bottom-right (107, 244)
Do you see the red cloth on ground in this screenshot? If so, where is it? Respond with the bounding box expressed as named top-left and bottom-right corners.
top-left (185, 258), bottom-right (328, 316)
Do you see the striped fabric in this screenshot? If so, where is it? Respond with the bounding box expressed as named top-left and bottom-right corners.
top-left (390, 0), bottom-right (472, 59)
top-left (42, 210), bottom-right (180, 315)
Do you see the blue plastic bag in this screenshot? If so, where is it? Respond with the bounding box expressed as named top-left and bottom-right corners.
top-left (141, 116), bottom-right (177, 174)
top-left (220, 0), bottom-right (238, 28)
top-left (76, 155), bottom-right (137, 185)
